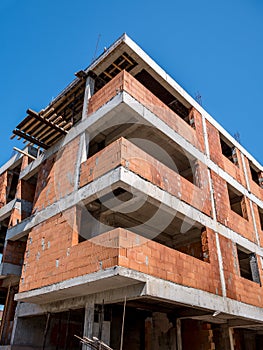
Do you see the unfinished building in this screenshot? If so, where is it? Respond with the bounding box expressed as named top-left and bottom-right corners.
top-left (0, 34), bottom-right (263, 349)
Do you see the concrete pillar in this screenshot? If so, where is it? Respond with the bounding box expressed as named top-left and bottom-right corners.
top-left (216, 325), bottom-right (233, 350)
top-left (82, 75), bottom-right (95, 121)
top-left (229, 328), bottom-right (235, 350)
top-left (250, 253), bottom-right (261, 284)
top-left (176, 319), bottom-right (182, 350)
top-left (82, 301), bottom-right (95, 350)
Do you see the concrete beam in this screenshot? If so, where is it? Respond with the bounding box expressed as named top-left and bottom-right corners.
top-left (119, 167), bottom-right (263, 257)
top-left (8, 165), bottom-right (263, 260)
top-left (7, 168), bottom-right (123, 241)
top-left (0, 262), bottom-right (21, 276)
top-left (18, 92), bottom-right (262, 209)
top-left (0, 199), bottom-right (16, 222)
top-left (15, 266), bottom-right (263, 324)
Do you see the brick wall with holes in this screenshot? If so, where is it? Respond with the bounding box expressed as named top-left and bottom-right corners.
top-left (32, 136), bottom-right (80, 212)
top-left (211, 171), bottom-right (256, 242)
top-left (0, 171), bottom-right (8, 208)
top-left (206, 121), bottom-right (247, 187)
top-left (253, 201), bottom-right (263, 244)
top-left (19, 221), bottom-right (222, 297)
top-left (181, 320), bottom-right (215, 350)
top-left (2, 240), bottom-right (26, 266)
top-left (219, 235), bottom-right (263, 307)
top-left (243, 156), bottom-right (263, 202)
top-left (79, 137), bottom-right (212, 216)
top-left (8, 156), bottom-right (36, 226)
top-left (88, 71), bottom-right (205, 153)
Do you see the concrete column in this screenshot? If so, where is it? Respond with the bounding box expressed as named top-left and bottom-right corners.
top-left (176, 319), bottom-right (182, 350)
top-left (216, 325), bottom-right (233, 350)
top-left (82, 301), bottom-right (95, 350)
top-left (82, 75), bottom-right (95, 121)
top-left (229, 328), bottom-right (235, 350)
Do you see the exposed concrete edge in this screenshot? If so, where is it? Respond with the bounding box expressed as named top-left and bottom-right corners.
top-left (19, 93), bottom-right (124, 180)
top-left (0, 262), bottom-right (21, 276)
top-left (15, 266), bottom-right (263, 323)
top-left (122, 35), bottom-right (262, 170)
top-left (3, 35), bottom-right (261, 175)
top-left (16, 282), bottom-right (146, 317)
top-left (15, 266), bottom-right (146, 303)
top-left (46, 33), bottom-right (126, 109)
top-left (119, 167), bottom-right (263, 257)
top-left (0, 199), bottom-right (16, 222)
top-left (8, 164), bottom-right (263, 258)
top-left (0, 153), bottom-right (22, 176)
top-left (122, 92), bottom-right (263, 208)
top-left (142, 269), bottom-right (263, 323)
top-left (19, 91), bottom-right (263, 208)
top-left (7, 168), bottom-right (123, 241)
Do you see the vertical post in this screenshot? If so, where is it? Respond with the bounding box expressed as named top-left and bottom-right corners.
top-left (55, 313), bottom-right (62, 350)
top-left (250, 253), bottom-right (261, 285)
top-left (82, 74), bottom-right (95, 121)
top-left (176, 319), bottom-right (182, 350)
top-left (83, 301), bottom-right (95, 350)
top-left (42, 312), bottom-right (51, 350)
top-left (0, 284), bottom-right (11, 343)
top-left (229, 327), bottom-right (235, 350)
top-left (64, 310), bottom-right (71, 350)
top-left (98, 300), bottom-right (104, 341)
top-left (120, 297), bottom-right (126, 350)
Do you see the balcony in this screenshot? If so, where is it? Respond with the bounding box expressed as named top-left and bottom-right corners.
top-left (16, 227), bottom-right (221, 304)
top-left (80, 137), bottom-right (211, 216)
top-left (87, 70), bottom-right (205, 153)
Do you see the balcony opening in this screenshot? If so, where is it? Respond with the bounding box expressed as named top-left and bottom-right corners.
top-left (237, 245), bottom-right (260, 284)
top-left (11, 308), bottom-right (85, 350)
top-left (6, 163), bottom-right (22, 204)
top-left (249, 162), bottom-right (261, 187)
top-left (20, 172), bottom-right (38, 219)
top-left (227, 183), bottom-right (248, 219)
top-left (81, 189), bottom-right (209, 262)
top-left (220, 135), bottom-right (238, 165)
top-left (88, 125), bottom-right (201, 187)
top-left (94, 52), bottom-right (138, 92)
top-left (0, 285), bottom-right (18, 345)
top-left (135, 69), bottom-right (190, 123)
top-left (258, 207), bottom-right (263, 231)
top-left (0, 218), bottom-right (9, 259)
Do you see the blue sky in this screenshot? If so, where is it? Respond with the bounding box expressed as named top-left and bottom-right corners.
top-left (0, 0), bottom-right (262, 166)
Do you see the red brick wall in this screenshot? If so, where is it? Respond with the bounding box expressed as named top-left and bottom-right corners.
top-left (88, 71), bottom-right (205, 153)
top-left (33, 137), bottom-right (80, 212)
top-left (80, 137), bottom-right (212, 216)
top-left (0, 172), bottom-right (8, 208)
top-left (243, 156), bottom-right (263, 202)
top-left (189, 107), bottom-right (205, 153)
top-left (206, 121), bottom-right (247, 187)
top-left (2, 241), bottom-right (26, 266)
top-left (8, 156), bottom-right (35, 226)
top-left (253, 202), bottom-right (263, 244)
top-left (211, 171), bottom-right (256, 242)
top-left (205, 120), bottom-right (224, 168)
top-left (20, 223), bottom-right (221, 297)
top-left (219, 235), bottom-right (263, 307)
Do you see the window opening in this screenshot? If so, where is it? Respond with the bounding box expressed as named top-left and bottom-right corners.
top-left (227, 183), bottom-right (248, 219)
top-left (237, 245), bottom-right (261, 284)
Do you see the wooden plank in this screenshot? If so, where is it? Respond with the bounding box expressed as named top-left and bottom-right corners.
top-left (12, 129), bottom-right (48, 149)
top-left (27, 109), bottom-right (67, 135)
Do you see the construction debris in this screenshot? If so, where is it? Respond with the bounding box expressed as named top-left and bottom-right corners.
top-left (75, 335), bottom-right (113, 350)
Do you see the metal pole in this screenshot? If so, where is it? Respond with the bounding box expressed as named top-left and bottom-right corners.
top-left (42, 313), bottom-right (51, 350)
top-left (119, 297), bottom-right (126, 350)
